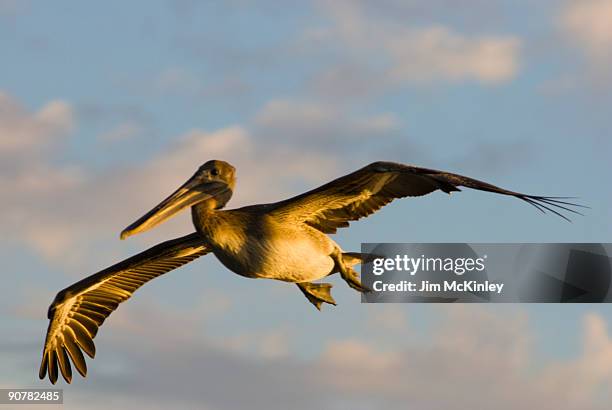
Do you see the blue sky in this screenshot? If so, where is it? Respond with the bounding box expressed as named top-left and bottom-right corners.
top-left (1, 1), bottom-right (612, 409)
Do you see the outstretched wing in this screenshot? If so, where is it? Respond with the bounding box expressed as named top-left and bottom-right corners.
top-left (268, 161), bottom-right (584, 233)
top-left (39, 232), bottom-right (210, 384)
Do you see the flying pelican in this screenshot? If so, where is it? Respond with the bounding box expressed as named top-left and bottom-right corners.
top-left (39, 160), bottom-right (583, 383)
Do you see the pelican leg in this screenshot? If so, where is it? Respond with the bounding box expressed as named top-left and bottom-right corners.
top-left (297, 282), bottom-right (336, 310)
top-left (331, 248), bottom-right (371, 293)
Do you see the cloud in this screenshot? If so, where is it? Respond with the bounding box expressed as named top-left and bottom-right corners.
top-left (541, 313), bottom-right (612, 406)
top-left (0, 92), bottom-right (84, 264)
top-left (559, 0), bottom-right (612, 66)
top-left (385, 26), bottom-right (520, 84)
top-left (16, 304), bottom-right (611, 410)
top-left (316, 308), bottom-right (610, 410)
top-left (308, 0), bottom-right (521, 94)
top-left (0, 91), bottom-right (74, 155)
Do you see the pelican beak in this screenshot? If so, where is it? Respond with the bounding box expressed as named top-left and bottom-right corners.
top-left (120, 177), bottom-right (228, 240)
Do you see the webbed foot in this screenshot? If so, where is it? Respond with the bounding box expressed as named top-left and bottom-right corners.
top-left (297, 282), bottom-right (336, 310)
top-left (340, 266), bottom-right (372, 293)
top-left (331, 248), bottom-right (372, 293)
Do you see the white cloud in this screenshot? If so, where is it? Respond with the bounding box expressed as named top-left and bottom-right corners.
top-left (0, 92), bottom-right (83, 264)
top-left (559, 0), bottom-right (612, 65)
top-left (311, 0), bottom-right (521, 87)
top-left (0, 91), bottom-right (74, 155)
top-left (541, 313), bottom-right (612, 406)
top-left (13, 303), bottom-right (611, 410)
top-left (312, 307), bottom-right (610, 409)
top-left (386, 26), bottom-right (520, 84)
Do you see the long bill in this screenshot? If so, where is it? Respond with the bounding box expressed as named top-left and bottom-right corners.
top-left (120, 178), bottom-right (229, 240)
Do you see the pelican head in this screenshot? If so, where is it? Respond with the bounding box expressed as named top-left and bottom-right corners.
top-left (120, 160), bottom-right (236, 240)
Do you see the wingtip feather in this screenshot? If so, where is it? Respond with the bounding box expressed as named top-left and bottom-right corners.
top-left (38, 351), bottom-right (48, 380)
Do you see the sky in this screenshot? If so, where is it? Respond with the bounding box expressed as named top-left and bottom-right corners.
top-left (1, 0), bottom-right (612, 408)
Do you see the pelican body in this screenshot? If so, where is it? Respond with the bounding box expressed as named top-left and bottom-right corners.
top-left (194, 208), bottom-right (337, 282)
top-left (39, 160), bottom-right (584, 384)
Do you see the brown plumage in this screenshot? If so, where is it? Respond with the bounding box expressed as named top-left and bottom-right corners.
top-left (267, 161), bottom-right (582, 232)
top-left (39, 160), bottom-right (584, 384)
